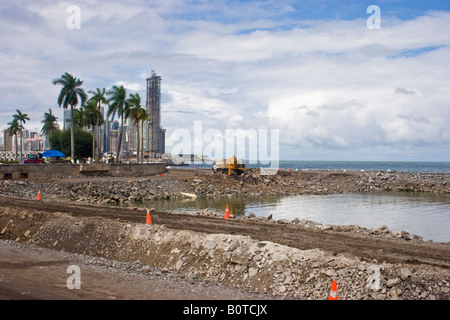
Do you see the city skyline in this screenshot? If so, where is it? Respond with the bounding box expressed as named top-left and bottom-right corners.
top-left (1, 1), bottom-right (450, 161)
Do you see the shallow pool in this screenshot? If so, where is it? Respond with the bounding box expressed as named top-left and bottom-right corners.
top-left (126, 192), bottom-right (450, 243)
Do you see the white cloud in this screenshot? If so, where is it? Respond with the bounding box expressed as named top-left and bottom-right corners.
top-left (115, 81), bottom-right (143, 92)
top-left (1, 1), bottom-right (449, 160)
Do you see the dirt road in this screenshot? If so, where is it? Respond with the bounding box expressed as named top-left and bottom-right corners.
top-left (0, 239), bottom-right (274, 300)
top-left (1, 195), bottom-right (449, 269)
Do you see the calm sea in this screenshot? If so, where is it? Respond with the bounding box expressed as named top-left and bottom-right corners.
top-left (184, 160), bottom-right (450, 173)
top-left (165, 160), bottom-right (450, 242)
top-left (143, 192), bottom-right (450, 243)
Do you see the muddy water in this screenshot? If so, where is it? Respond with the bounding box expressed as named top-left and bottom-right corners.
top-left (124, 192), bottom-right (450, 243)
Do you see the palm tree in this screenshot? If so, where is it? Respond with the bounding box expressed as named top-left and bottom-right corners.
top-left (13, 109), bottom-right (30, 159)
top-left (72, 106), bottom-right (86, 130)
top-left (7, 119), bottom-right (20, 161)
top-left (88, 88), bottom-right (108, 158)
top-left (107, 85), bottom-right (128, 163)
top-left (139, 108), bottom-right (150, 163)
top-left (52, 72), bottom-right (87, 163)
top-left (126, 93), bottom-right (149, 163)
top-left (41, 109), bottom-right (59, 148)
top-left (41, 109), bottom-right (59, 135)
top-left (84, 100), bottom-right (104, 159)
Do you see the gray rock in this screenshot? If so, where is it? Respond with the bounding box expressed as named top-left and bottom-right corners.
top-left (367, 265), bottom-right (381, 291)
top-left (248, 267), bottom-right (258, 277)
top-left (398, 267), bottom-right (411, 280)
top-left (401, 231), bottom-right (414, 240)
top-left (204, 241), bottom-right (217, 250)
top-left (387, 278), bottom-right (401, 288)
top-left (229, 240), bottom-right (240, 251)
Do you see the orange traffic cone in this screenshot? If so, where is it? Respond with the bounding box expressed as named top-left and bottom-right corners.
top-left (224, 205), bottom-right (230, 220)
top-left (328, 280), bottom-right (338, 300)
top-left (146, 208), bottom-right (152, 224)
top-left (36, 190), bottom-right (41, 201)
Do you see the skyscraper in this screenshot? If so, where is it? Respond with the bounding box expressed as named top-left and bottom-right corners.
top-left (63, 109), bottom-right (72, 131)
top-left (146, 71), bottom-right (165, 158)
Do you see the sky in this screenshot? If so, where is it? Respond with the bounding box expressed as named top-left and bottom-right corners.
top-left (1, 0), bottom-right (450, 161)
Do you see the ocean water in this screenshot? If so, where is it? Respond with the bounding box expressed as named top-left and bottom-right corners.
top-left (131, 192), bottom-right (450, 243)
top-left (163, 160), bottom-right (450, 242)
top-left (184, 160), bottom-right (450, 173)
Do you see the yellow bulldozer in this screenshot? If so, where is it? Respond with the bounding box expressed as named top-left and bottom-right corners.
top-left (212, 156), bottom-right (246, 175)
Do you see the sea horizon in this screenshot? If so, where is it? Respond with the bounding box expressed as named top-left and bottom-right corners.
top-left (184, 159), bottom-right (450, 173)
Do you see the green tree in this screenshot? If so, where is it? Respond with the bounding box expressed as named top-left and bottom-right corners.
top-left (126, 93), bottom-right (149, 163)
top-left (48, 129), bottom-right (63, 151)
top-left (60, 129), bottom-right (93, 160)
top-left (41, 109), bottom-right (59, 148)
top-left (7, 119), bottom-right (20, 160)
top-left (84, 100), bottom-right (104, 159)
top-left (72, 106), bottom-right (86, 130)
top-left (107, 85), bottom-right (128, 163)
top-left (88, 88), bottom-right (108, 158)
top-left (12, 109), bottom-right (30, 159)
top-left (52, 72), bottom-right (87, 162)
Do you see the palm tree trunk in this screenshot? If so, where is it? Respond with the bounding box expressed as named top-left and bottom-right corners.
top-left (98, 101), bottom-right (104, 160)
top-left (98, 124), bottom-right (102, 160)
top-left (117, 115), bottom-right (123, 163)
top-left (92, 128), bottom-right (95, 160)
top-left (92, 128), bottom-right (96, 160)
top-left (15, 135), bottom-right (18, 161)
top-left (71, 105), bottom-right (75, 163)
top-left (20, 130), bottom-right (23, 159)
top-left (137, 122), bottom-right (140, 164)
top-left (141, 120), bottom-right (144, 163)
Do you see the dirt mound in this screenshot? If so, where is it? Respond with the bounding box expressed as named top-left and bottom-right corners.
top-left (1, 200), bottom-right (449, 300)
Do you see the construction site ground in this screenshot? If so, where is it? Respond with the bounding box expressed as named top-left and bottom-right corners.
top-left (0, 168), bottom-right (449, 302)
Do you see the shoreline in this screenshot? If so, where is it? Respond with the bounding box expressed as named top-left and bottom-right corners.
top-left (177, 159), bottom-right (450, 174)
top-left (1, 167), bottom-right (449, 244)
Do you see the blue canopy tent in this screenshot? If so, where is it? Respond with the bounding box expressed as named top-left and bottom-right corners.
top-left (42, 150), bottom-right (65, 158)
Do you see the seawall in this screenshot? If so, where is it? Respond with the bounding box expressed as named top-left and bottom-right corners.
top-left (0, 163), bottom-right (166, 180)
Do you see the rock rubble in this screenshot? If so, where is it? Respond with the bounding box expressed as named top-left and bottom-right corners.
top-left (1, 169), bottom-right (447, 245)
top-left (1, 206), bottom-right (448, 300)
top-left (1, 169), bottom-right (449, 300)
top-left (1, 168), bottom-right (449, 204)
top-left (193, 208), bottom-right (424, 243)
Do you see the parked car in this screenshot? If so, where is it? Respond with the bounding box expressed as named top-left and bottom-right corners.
top-left (24, 153), bottom-right (44, 164)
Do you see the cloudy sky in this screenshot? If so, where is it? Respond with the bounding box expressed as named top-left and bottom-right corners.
top-left (1, 0), bottom-right (449, 161)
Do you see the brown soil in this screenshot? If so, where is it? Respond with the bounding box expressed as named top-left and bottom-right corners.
top-left (1, 195), bottom-right (449, 269)
top-left (1, 168), bottom-right (449, 301)
top-left (0, 239), bottom-right (274, 300)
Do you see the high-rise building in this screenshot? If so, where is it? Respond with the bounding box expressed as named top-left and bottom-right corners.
top-left (63, 109), bottom-right (72, 131)
top-left (146, 71), bottom-right (165, 158)
top-left (2, 129), bottom-right (13, 152)
top-left (24, 130), bottom-right (44, 152)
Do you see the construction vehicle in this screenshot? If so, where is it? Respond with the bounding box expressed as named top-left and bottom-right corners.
top-left (212, 156), bottom-right (246, 175)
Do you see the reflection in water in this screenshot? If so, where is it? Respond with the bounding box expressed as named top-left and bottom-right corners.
top-left (123, 195), bottom-right (284, 217)
top-left (122, 192), bottom-right (450, 243)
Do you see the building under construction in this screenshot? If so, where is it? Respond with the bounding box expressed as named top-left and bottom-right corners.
top-left (146, 71), bottom-right (165, 158)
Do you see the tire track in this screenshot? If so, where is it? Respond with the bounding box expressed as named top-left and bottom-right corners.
top-left (1, 195), bottom-right (449, 268)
